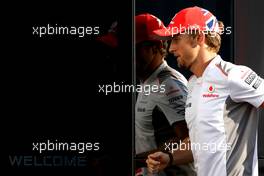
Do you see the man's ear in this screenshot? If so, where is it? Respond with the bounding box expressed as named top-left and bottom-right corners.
top-left (190, 32), bottom-right (205, 48)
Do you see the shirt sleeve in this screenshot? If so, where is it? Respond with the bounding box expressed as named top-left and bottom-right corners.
top-left (154, 78), bottom-right (188, 125)
top-left (228, 65), bottom-right (264, 108)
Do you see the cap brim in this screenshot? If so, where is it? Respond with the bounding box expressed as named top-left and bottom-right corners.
top-left (153, 28), bottom-right (175, 40)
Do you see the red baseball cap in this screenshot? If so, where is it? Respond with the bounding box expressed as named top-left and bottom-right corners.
top-left (154, 6), bottom-right (220, 38)
top-left (136, 13), bottom-right (166, 43)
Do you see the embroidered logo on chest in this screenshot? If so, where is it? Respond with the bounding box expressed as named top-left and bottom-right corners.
top-left (202, 84), bottom-right (219, 98)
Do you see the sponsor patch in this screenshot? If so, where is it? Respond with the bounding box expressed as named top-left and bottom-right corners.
top-left (202, 85), bottom-right (219, 98)
top-left (208, 85), bottom-right (215, 93)
top-left (245, 72), bottom-right (257, 85)
top-left (137, 107), bottom-right (146, 112)
top-left (253, 77), bottom-right (262, 89)
top-left (168, 95), bottom-right (183, 104)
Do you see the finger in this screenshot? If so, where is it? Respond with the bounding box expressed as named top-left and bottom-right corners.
top-left (146, 158), bottom-right (149, 165)
top-left (148, 152), bottom-right (162, 160)
top-left (146, 159), bottom-right (156, 169)
top-left (147, 158), bottom-right (160, 166)
top-left (146, 158), bottom-right (160, 170)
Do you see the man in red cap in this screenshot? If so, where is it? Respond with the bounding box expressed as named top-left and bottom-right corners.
top-left (146, 6), bottom-right (264, 176)
top-left (135, 13), bottom-right (195, 176)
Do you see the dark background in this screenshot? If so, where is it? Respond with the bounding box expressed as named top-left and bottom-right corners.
top-left (4, 1), bottom-right (133, 175)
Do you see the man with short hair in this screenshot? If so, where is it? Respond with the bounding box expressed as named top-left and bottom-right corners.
top-left (135, 13), bottom-right (194, 176)
top-left (146, 6), bottom-right (264, 176)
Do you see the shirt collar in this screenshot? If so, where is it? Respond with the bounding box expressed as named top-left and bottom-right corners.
top-left (202, 55), bottom-right (222, 78)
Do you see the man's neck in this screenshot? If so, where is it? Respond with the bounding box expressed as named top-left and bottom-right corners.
top-left (191, 51), bottom-right (217, 78)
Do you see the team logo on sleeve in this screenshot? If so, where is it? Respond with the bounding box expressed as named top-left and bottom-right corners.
top-left (253, 77), bottom-right (262, 89)
top-left (202, 84), bottom-right (219, 98)
top-left (244, 71), bottom-right (257, 85)
top-left (244, 71), bottom-right (262, 89)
